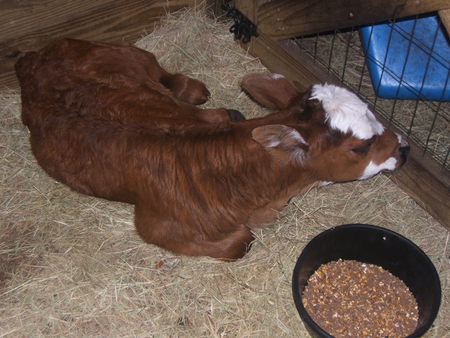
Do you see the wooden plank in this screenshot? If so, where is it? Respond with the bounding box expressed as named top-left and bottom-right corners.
top-left (279, 39), bottom-right (342, 87)
top-left (205, 0), bottom-right (227, 17)
top-left (438, 9), bottom-right (450, 35)
top-left (242, 32), bottom-right (332, 92)
top-left (234, 0), bottom-right (261, 23)
top-left (390, 155), bottom-right (450, 228)
top-left (0, 0), bottom-right (199, 89)
top-left (1, 0), bottom-right (115, 41)
top-left (254, 0), bottom-right (450, 40)
top-left (241, 34), bottom-right (450, 228)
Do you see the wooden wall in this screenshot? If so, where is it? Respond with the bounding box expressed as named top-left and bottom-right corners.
top-left (0, 0), bottom-right (205, 89)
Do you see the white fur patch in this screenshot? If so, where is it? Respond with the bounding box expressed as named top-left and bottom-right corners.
top-left (266, 139), bottom-right (281, 147)
top-left (360, 158), bottom-right (397, 180)
top-left (397, 132), bottom-right (409, 147)
top-left (288, 129), bottom-right (307, 145)
top-left (310, 84), bottom-right (384, 139)
top-left (270, 73), bottom-right (285, 79)
top-left (265, 129), bottom-right (308, 148)
top-left (291, 148), bottom-right (307, 165)
top-left (265, 129), bottom-right (308, 164)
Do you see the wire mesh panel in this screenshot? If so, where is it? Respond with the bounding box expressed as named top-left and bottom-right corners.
top-left (291, 14), bottom-right (450, 170)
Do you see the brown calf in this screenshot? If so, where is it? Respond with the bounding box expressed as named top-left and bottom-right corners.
top-left (15, 39), bottom-right (409, 260)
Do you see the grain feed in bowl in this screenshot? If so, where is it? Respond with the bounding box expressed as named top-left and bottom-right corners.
top-left (302, 259), bottom-right (418, 337)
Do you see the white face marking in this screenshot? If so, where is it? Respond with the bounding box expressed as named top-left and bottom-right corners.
top-left (359, 158), bottom-right (397, 180)
top-left (309, 84), bottom-right (384, 140)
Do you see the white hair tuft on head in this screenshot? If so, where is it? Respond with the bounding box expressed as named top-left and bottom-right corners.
top-left (310, 84), bottom-right (384, 139)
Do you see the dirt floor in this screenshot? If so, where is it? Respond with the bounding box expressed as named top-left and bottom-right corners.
top-left (1, 8), bottom-right (449, 337)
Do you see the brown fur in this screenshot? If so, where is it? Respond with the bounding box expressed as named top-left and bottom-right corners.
top-left (15, 39), bottom-right (408, 260)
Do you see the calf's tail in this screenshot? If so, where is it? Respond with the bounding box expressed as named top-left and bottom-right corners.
top-left (15, 51), bottom-right (39, 127)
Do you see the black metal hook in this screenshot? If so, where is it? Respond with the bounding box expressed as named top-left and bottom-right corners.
top-left (223, 2), bottom-right (258, 43)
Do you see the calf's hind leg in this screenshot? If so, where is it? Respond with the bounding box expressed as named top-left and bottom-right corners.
top-left (157, 69), bottom-right (246, 122)
top-left (134, 205), bottom-right (254, 260)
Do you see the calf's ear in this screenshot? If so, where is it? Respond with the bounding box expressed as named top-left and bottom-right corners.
top-left (241, 73), bottom-right (299, 110)
top-left (252, 125), bottom-right (308, 164)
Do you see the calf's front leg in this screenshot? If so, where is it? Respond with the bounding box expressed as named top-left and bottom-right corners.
top-left (134, 204), bottom-right (254, 260)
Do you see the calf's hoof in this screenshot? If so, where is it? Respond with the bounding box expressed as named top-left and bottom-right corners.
top-left (227, 109), bottom-right (246, 121)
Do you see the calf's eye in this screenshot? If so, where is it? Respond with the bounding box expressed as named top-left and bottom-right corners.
top-left (351, 145), bottom-right (370, 154)
top-left (351, 136), bottom-right (377, 155)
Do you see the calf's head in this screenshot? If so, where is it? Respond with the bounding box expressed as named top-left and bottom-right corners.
top-left (242, 74), bottom-right (409, 183)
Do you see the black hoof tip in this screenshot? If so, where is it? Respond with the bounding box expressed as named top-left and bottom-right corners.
top-left (227, 109), bottom-right (246, 121)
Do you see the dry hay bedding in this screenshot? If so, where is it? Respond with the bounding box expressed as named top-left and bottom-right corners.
top-left (1, 9), bottom-right (449, 337)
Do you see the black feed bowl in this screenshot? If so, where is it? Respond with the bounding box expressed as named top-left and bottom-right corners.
top-left (292, 224), bottom-right (441, 338)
